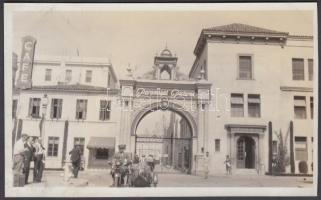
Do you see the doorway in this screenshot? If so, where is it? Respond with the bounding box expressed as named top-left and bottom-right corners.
top-left (236, 136), bottom-right (256, 169)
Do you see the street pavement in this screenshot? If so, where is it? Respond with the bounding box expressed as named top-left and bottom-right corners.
top-left (24, 170), bottom-right (313, 188)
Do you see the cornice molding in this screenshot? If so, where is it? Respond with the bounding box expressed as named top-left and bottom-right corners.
top-left (225, 124), bottom-right (267, 135)
top-left (20, 86), bottom-right (120, 95)
top-left (280, 86), bottom-right (313, 92)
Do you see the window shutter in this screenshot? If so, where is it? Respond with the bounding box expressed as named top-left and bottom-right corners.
top-left (308, 59), bottom-right (313, 81)
top-left (50, 99), bottom-right (54, 119)
top-left (28, 98), bottom-right (33, 116)
top-left (83, 100), bottom-right (87, 119)
top-left (106, 101), bottom-right (111, 120)
top-left (99, 100), bottom-right (103, 120)
top-left (58, 99), bottom-right (62, 118)
top-left (76, 100), bottom-right (79, 119)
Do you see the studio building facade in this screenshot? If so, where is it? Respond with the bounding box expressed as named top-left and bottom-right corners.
top-left (189, 23), bottom-right (315, 175)
top-left (12, 23), bottom-right (315, 175)
top-left (12, 48), bottom-right (120, 169)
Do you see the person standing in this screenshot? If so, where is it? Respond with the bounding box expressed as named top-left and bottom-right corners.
top-left (224, 155), bottom-right (232, 175)
top-left (69, 146), bottom-right (81, 178)
top-left (111, 144), bottom-right (131, 186)
top-left (33, 137), bottom-right (45, 182)
top-left (13, 133), bottom-right (29, 186)
top-left (203, 151), bottom-right (210, 179)
top-left (23, 136), bottom-right (35, 184)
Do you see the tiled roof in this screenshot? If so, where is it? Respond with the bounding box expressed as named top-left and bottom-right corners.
top-left (204, 23), bottom-right (289, 35)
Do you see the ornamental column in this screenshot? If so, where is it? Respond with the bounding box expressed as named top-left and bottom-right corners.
top-left (196, 71), bottom-right (212, 154)
top-left (119, 67), bottom-right (136, 154)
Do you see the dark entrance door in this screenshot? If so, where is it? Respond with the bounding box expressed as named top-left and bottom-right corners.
top-left (135, 136), bottom-right (192, 174)
top-left (236, 136), bottom-right (255, 169)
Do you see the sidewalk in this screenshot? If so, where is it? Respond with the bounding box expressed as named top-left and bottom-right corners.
top-left (24, 170), bottom-right (313, 188)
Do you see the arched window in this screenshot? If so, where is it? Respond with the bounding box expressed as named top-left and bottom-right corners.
top-left (160, 65), bottom-right (171, 80)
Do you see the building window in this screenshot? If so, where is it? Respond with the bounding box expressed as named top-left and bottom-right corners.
top-left (292, 58), bottom-right (304, 80)
top-left (99, 100), bottom-right (111, 120)
top-left (74, 137), bottom-right (85, 155)
top-left (238, 56), bottom-right (252, 80)
top-left (28, 98), bottom-right (41, 118)
top-left (294, 96), bottom-right (306, 119)
top-left (310, 97), bottom-right (313, 119)
top-left (50, 99), bottom-right (63, 119)
top-left (160, 66), bottom-right (171, 80)
top-left (76, 99), bottom-right (87, 120)
top-left (295, 137), bottom-right (308, 161)
top-left (96, 149), bottom-right (109, 159)
top-left (65, 70), bottom-right (72, 82)
top-left (272, 140), bottom-right (278, 155)
top-left (215, 139), bottom-right (220, 152)
top-left (45, 69), bottom-right (52, 81)
top-left (248, 94), bottom-right (261, 118)
top-left (47, 136), bottom-right (59, 157)
top-left (85, 70), bottom-right (92, 83)
top-left (230, 93), bottom-right (244, 117)
top-left (308, 59), bottom-right (313, 81)
top-left (12, 99), bottom-right (18, 118)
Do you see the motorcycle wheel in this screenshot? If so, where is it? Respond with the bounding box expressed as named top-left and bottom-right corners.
top-left (127, 174), bottom-right (132, 187)
top-left (153, 173), bottom-right (158, 187)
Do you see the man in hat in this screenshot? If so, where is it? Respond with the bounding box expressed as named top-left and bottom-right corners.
top-left (13, 134), bottom-right (29, 179)
top-left (23, 136), bottom-right (35, 184)
top-left (111, 144), bottom-right (131, 186)
top-left (33, 137), bottom-right (45, 182)
top-left (69, 146), bottom-right (82, 178)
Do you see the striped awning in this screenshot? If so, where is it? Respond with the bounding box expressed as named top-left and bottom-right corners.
top-left (87, 137), bottom-right (115, 149)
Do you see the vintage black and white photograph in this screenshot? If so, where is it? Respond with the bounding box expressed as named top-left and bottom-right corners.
top-left (4, 3), bottom-right (318, 197)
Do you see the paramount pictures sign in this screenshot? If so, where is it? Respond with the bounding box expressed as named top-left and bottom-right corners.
top-left (135, 88), bottom-right (197, 98)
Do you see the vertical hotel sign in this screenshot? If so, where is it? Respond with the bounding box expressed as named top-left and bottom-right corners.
top-left (17, 36), bottom-right (37, 89)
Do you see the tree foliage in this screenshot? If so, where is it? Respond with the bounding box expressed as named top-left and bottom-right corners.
top-left (273, 129), bottom-right (290, 173)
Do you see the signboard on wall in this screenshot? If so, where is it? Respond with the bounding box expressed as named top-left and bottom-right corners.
top-left (16, 36), bottom-right (37, 89)
top-left (135, 87), bottom-right (196, 98)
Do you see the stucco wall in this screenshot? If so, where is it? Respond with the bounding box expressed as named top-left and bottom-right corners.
top-left (198, 39), bottom-right (314, 175)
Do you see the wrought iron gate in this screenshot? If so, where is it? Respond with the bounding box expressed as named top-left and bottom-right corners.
top-left (135, 136), bottom-right (192, 174)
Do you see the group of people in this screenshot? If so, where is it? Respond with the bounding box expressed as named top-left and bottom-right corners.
top-left (13, 133), bottom-right (45, 186)
top-left (110, 144), bottom-right (157, 187)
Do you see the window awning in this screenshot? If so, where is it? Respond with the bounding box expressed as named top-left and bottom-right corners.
top-left (87, 137), bottom-right (115, 149)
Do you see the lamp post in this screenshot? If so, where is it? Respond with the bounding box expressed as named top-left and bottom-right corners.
top-left (40, 94), bottom-right (48, 145)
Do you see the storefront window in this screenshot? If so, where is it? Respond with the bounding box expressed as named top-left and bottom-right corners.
top-left (96, 149), bottom-right (109, 159)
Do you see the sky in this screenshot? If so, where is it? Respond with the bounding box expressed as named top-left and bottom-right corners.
top-left (11, 7), bottom-right (314, 79)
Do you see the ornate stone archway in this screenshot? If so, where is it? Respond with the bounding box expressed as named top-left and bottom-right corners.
top-left (117, 47), bottom-right (212, 173)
